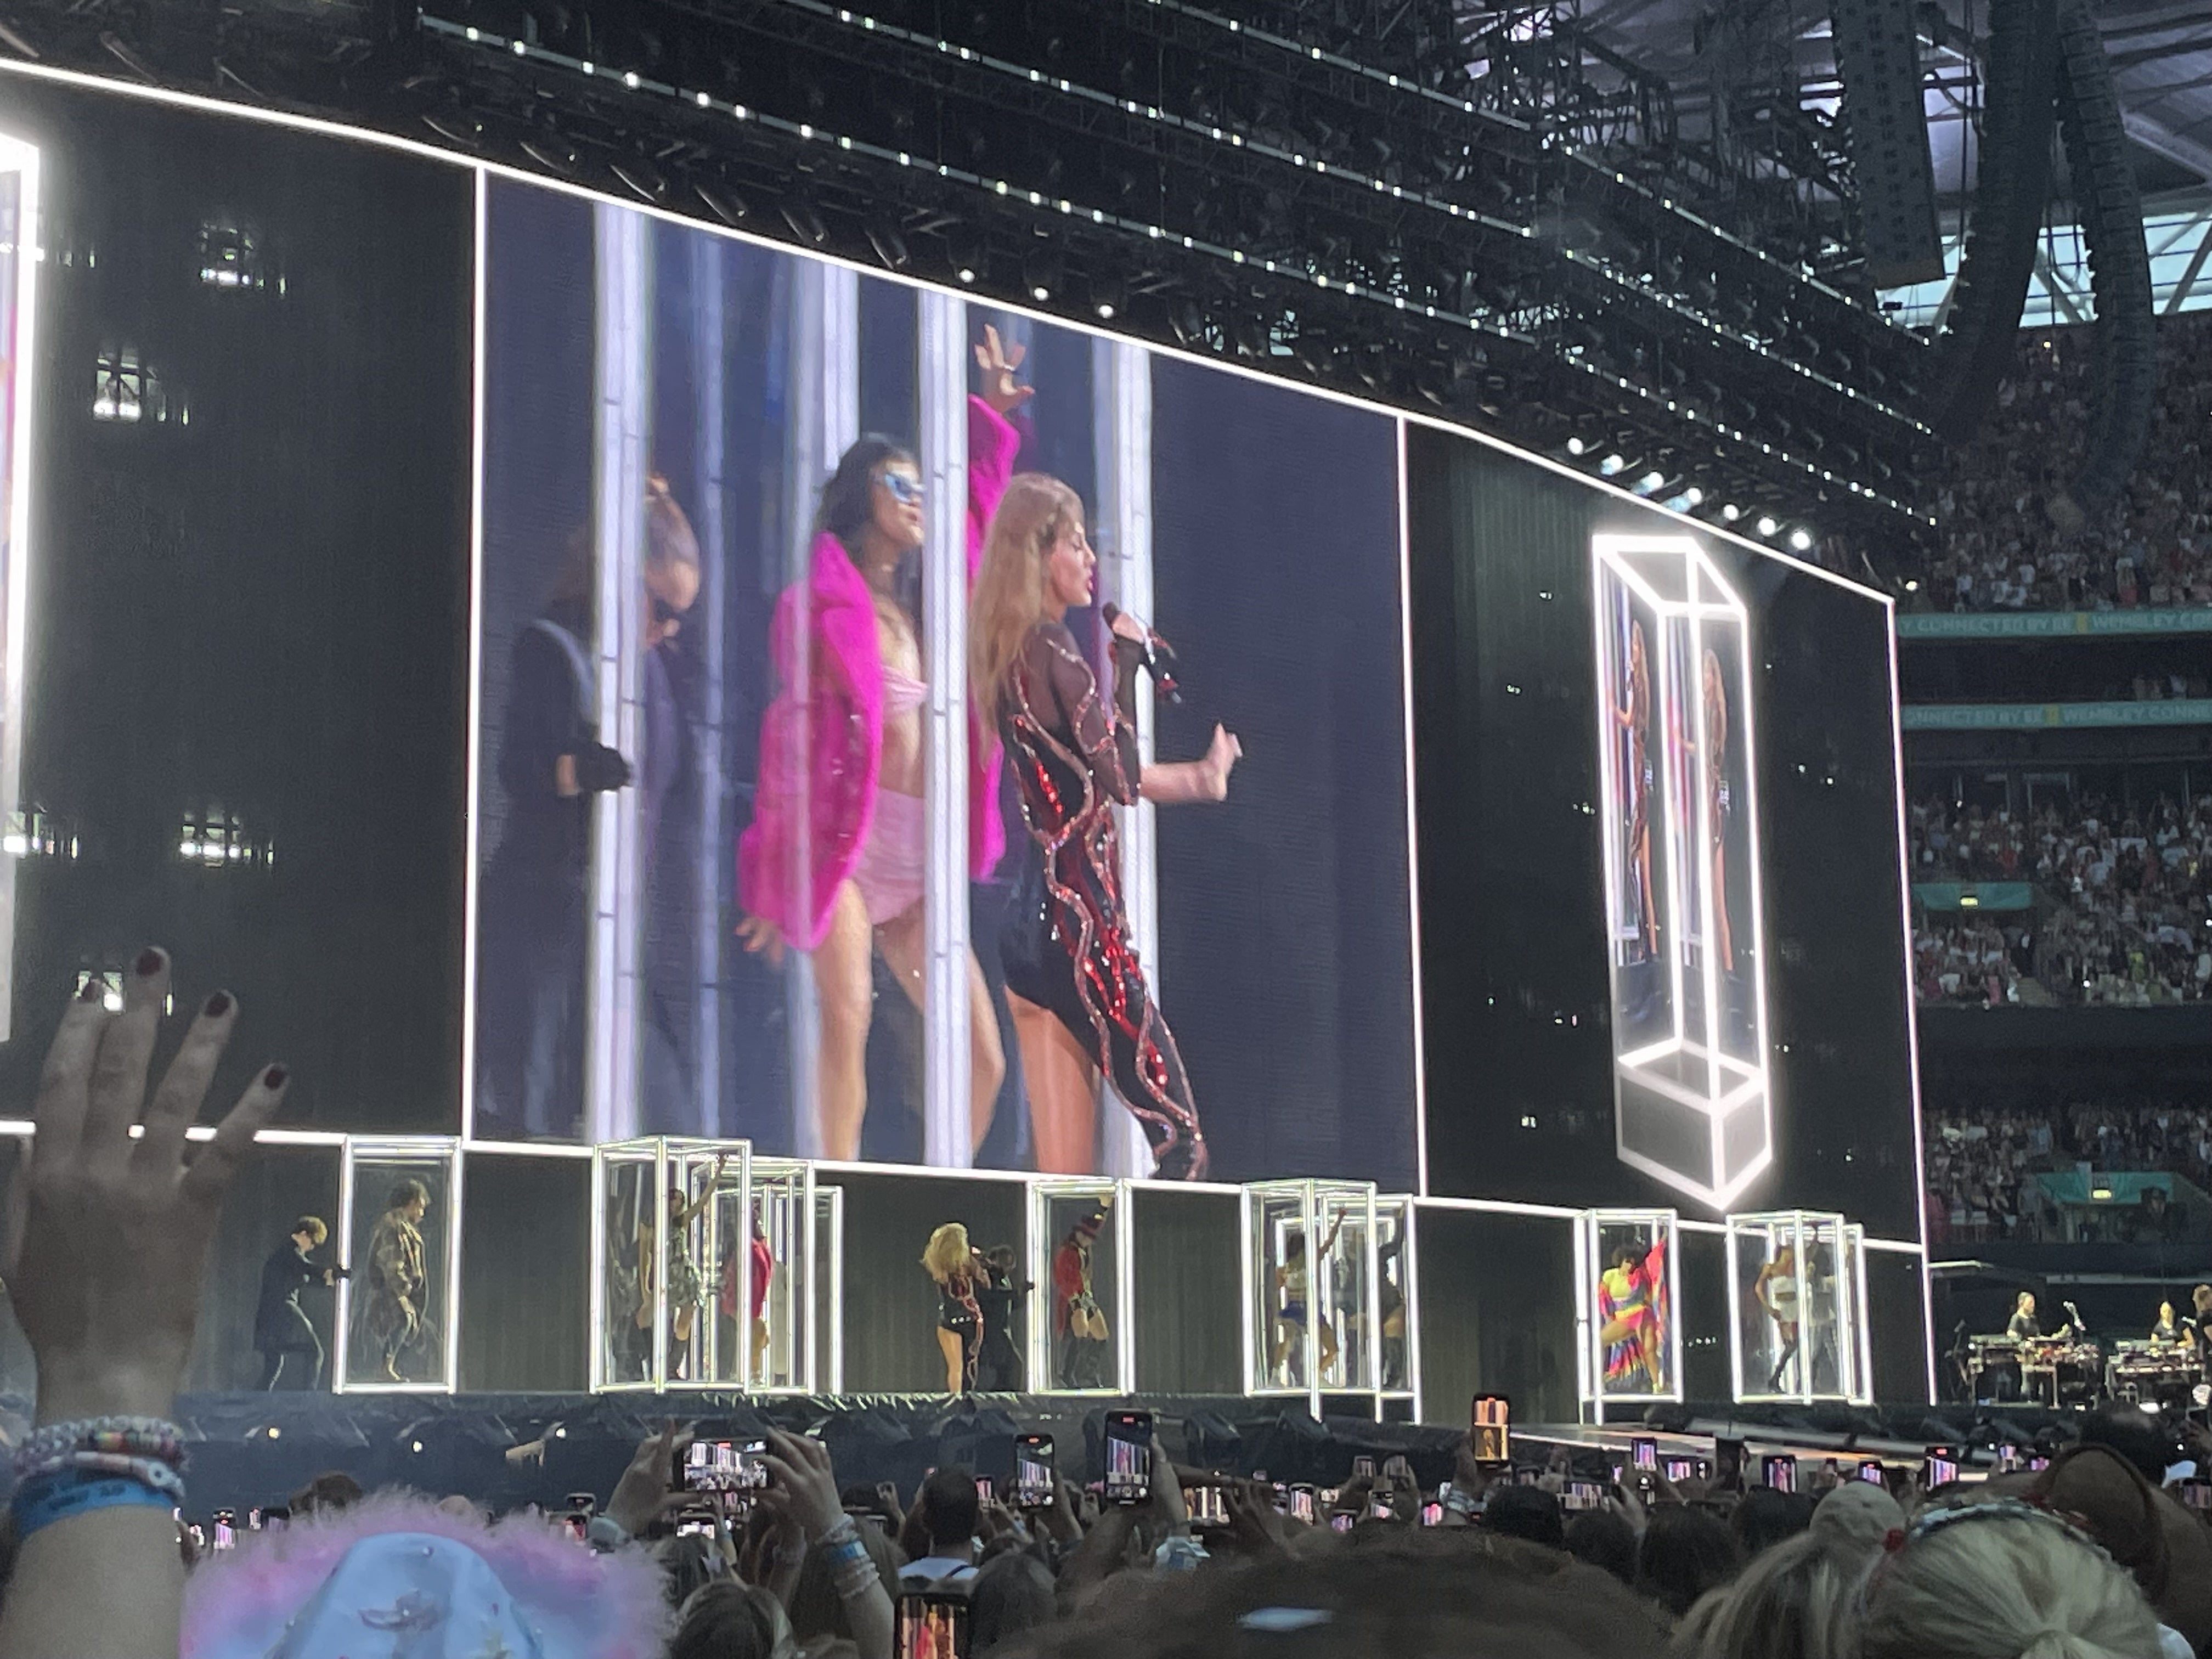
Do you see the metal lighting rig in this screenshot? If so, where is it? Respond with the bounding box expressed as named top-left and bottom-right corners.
top-left (0, 0), bottom-right (1959, 539)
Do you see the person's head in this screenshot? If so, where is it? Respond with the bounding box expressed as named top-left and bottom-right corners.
top-left (984, 1243), bottom-right (1018, 1281)
top-left (1482, 1485), bottom-right (1565, 1551)
top-left (2018, 1291), bottom-right (2038, 1316)
top-left (918, 1465), bottom-right (981, 1555)
top-left (644, 474), bottom-right (701, 648)
top-left (1732, 1487), bottom-right (1813, 1559)
top-left (286, 1469), bottom-right (365, 1518)
top-left (2159, 1300), bottom-right (2175, 1323)
top-left (972, 1548), bottom-right (1057, 1653)
top-left (1628, 621), bottom-right (1648, 693)
top-left (968, 471), bottom-right (1089, 728)
top-left (818, 435), bottom-right (923, 566)
top-left (1807, 1480), bottom-right (1905, 1556)
top-left (788, 1516), bottom-right (902, 1641)
top-left (923, 1223), bottom-right (972, 1285)
top-left (290, 1215), bottom-right (329, 1251)
top-left (1857, 1503), bottom-right (2163, 1659)
top-left (1610, 1245), bottom-right (1638, 1272)
top-left (387, 1179), bottom-right (429, 1223)
top-left (653, 1532), bottom-right (722, 1611)
top-left (2193, 1283), bottom-right (2211, 1316)
top-left (670, 1579), bottom-right (795, 1659)
top-left (980, 1527), bottom-right (1669, 1659)
top-left (1673, 1528), bottom-right (1863, 1659)
top-left (1068, 1211), bottom-right (1105, 1250)
top-left (1635, 1503), bottom-right (1741, 1619)
top-left (1564, 1508), bottom-right (1638, 1586)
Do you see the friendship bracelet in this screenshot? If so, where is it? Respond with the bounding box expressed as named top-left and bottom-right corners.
top-left (816, 1515), bottom-right (861, 1549)
top-left (12, 1470), bottom-right (180, 1542)
top-left (14, 1449), bottom-right (186, 1499)
top-left (12, 1416), bottom-right (187, 1482)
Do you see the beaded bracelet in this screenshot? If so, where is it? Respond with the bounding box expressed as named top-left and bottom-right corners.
top-left (15, 1449), bottom-right (186, 1499)
top-left (12, 1469), bottom-right (180, 1542)
top-left (12, 1416), bottom-right (187, 1482)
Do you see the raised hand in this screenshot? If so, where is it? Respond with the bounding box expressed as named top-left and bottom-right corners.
top-left (974, 323), bottom-right (1034, 417)
top-left (1200, 725), bottom-right (1242, 801)
top-left (4, 950), bottom-right (286, 1426)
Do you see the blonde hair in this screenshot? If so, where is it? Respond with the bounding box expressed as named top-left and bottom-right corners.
top-left (1858, 1506), bottom-right (2163, 1659)
top-left (969, 472), bottom-right (1085, 735)
top-left (922, 1222), bottom-right (972, 1285)
top-left (1671, 1530), bottom-right (1866, 1659)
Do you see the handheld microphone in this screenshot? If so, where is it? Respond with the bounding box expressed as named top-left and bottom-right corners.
top-left (1101, 603), bottom-right (1182, 704)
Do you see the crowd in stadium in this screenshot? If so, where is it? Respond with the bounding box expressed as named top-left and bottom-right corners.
top-left (1923, 1098), bottom-right (2209, 1243)
top-left (1909, 793), bottom-right (2212, 1005)
top-left (1872, 315), bottom-right (2212, 611)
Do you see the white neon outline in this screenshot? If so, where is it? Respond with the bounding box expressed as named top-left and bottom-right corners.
top-left (1395, 419), bottom-right (1431, 1195)
top-left (1577, 1208), bottom-right (1685, 1411)
top-left (745, 1155), bottom-right (820, 1393)
top-left (0, 135), bottom-right (38, 1041)
top-left (458, 167), bottom-right (487, 1143)
top-left (1023, 1177), bottom-right (1133, 1395)
top-left (1884, 595), bottom-right (1939, 1403)
top-left (1385, 1193), bottom-right (1423, 1419)
top-left (1592, 534), bottom-right (1774, 1214)
top-left (331, 1135), bottom-right (465, 1395)
top-left (1725, 1210), bottom-right (1864, 1406)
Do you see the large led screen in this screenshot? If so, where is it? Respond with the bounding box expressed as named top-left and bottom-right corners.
top-left (1407, 427), bottom-right (1921, 1237)
top-left (471, 176), bottom-right (1419, 1185)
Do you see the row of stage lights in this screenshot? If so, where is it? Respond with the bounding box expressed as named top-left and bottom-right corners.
top-left (1565, 437), bottom-right (1819, 550)
top-left (426, 13), bottom-right (1931, 533)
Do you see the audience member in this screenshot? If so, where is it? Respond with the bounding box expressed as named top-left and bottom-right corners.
top-left (900, 1466), bottom-right (984, 1586)
top-left (1635, 1504), bottom-right (1741, 1621)
top-left (1481, 1484), bottom-right (1567, 1550)
top-left (1857, 1501), bottom-right (2164, 1659)
top-left (1564, 1508), bottom-right (1639, 1587)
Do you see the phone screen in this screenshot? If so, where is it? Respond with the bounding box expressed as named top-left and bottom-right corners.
top-left (974, 1476), bottom-right (995, 1505)
top-left (1996, 1444), bottom-right (2021, 1474)
top-left (2183, 1481), bottom-right (2212, 1511)
top-left (1289, 1485), bottom-right (1316, 1523)
top-left (1923, 1449), bottom-right (1959, 1488)
top-left (1761, 1454), bottom-right (1797, 1493)
top-left (897, 1593), bottom-right (972, 1659)
top-left (1630, 1436), bottom-right (1657, 1472)
top-left (1328, 1513), bottom-right (1353, 1533)
top-left (1565, 1480), bottom-right (1601, 1511)
top-left (686, 1439), bottom-right (770, 1493)
top-left (211, 1510), bottom-right (237, 1551)
top-left (563, 1513), bottom-right (589, 1541)
top-left (1013, 1434), bottom-right (1056, 1509)
top-left (1420, 1500), bottom-right (1443, 1526)
top-left (1714, 1438), bottom-right (1745, 1491)
top-left (1858, 1460), bottom-right (1886, 1485)
top-left (1662, 1457), bottom-right (1694, 1482)
top-left (676, 1508), bottom-right (717, 1537)
top-left (1472, 1394), bottom-right (1511, 1463)
top-left (1104, 1410), bottom-right (1153, 1506)
top-left (1351, 1454), bottom-right (1376, 1480)
top-left (1186, 1484), bottom-right (1229, 1528)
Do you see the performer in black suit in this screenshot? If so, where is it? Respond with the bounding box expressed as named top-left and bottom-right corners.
top-left (255, 1216), bottom-right (337, 1390)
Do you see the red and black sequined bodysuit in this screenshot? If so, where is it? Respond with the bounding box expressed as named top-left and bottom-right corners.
top-left (1000, 620), bottom-right (1207, 1180)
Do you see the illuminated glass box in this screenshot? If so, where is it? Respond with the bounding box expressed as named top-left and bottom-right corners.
top-left (1726, 1210), bottom-right (1864, 1403)
top-left (747, 1158), bottom-right (830, 1393)
top-left (1374, 1194), bottom-right (1420, 1406)
top-left (331, 1137), bottom-right (462, 1394)
top-left (590, 1137), bottom-right (750, 1391)
top-left (1593, 534), bottom-right (1772, 1210)
top-left (1244, 1181), bottom-right (1381, 1407)
top-left (1026, 1179), bottom-right (1131, 1394)
top-left (1576, 1209), bottom-right (1681, 1412)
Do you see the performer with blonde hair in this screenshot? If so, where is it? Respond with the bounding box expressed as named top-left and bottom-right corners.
top-left (969, 473), bottom-right (1236, 1179)
top-left (922, 1222), bottom-right (986, 1392)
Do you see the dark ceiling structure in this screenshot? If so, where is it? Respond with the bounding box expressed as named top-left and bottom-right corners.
top-left (0, 0), bottom-right (2191, 566)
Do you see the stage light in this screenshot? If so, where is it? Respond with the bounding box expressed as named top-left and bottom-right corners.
top-left (1722, 504), bottom-right (1741, 521)
top-left (1599, 453), bottom-right (1626, 475)
top-left (1567, 436), bottom-right (1589, 455)
top-left (1637, 470), bottom-right (1666, 493)
top-left (1756, 515), bottom-right (1778, 537)
top-left (1788, 528), bottom-right (1813, 551)
top-left (1903, 579), bottom-right (1918, 592)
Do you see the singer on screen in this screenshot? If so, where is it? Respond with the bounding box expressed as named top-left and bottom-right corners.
top-left (737, 326), bottom-right (1034, 1163)
top-left (969, 473), bottom-right (1238, 1180)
